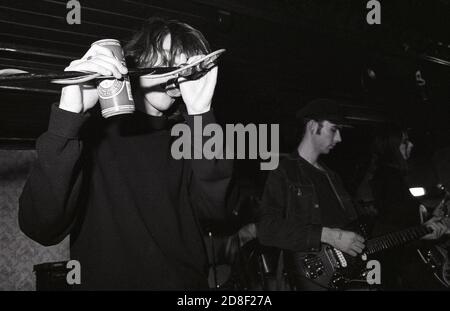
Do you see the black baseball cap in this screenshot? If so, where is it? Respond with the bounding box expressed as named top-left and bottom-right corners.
top-left (295, 98), bottom-right (352, 127)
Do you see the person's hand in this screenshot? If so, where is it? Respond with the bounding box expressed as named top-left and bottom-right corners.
top-left (59, 44), bottom-right (128, 114)
top-left (238, 223), bottom-right (257, 247)
top-left (322, 228), bottom-right (365, 257)
top-left (422, 216), bottom-right (448, 240)
top-left (177, 54), bottom-right (218, 115)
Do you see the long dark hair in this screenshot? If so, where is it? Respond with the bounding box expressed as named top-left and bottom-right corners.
top-left (124, 16), bottom-right (211, 68)
top-left (371, 126), bottom-right (409, 172)
top-left (124, 17), bottom-right (211, 119)
top-left (354, 125), bottom-right (409, 204)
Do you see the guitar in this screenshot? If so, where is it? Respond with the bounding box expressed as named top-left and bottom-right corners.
top-left (288, 221), bottom-right (438, 290)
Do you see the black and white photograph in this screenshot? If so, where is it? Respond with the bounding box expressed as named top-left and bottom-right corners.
top-left (0, 0), bottom-right (449, 295)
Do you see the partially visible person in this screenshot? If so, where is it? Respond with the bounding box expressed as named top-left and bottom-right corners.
top-left (368, 126), bottom-right (447, 289)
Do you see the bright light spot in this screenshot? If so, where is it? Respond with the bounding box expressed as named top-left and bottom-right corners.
top-left (409, 187), bottom-right (426, 197)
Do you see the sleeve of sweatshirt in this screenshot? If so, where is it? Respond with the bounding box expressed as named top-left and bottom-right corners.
top-left (184, 110), bottom-right (233, 222)
top-left (18, 104), bottom-right (90, 246)
top-left (257, 169), bottom-right (322, 252)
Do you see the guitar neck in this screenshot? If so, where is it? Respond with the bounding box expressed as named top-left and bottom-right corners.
top-left (366, 225), bottom-right (432, 254)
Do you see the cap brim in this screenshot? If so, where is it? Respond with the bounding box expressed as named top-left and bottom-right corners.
top-left (296, 114), bottom-right (354, 128)
top-left (339, 124), bottom-right (354, 128)
top-left (326, 117), bottom-right (354, 128)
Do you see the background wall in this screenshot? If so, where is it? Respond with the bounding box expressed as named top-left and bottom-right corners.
top-left (0, 150), bottom-right (69, 291)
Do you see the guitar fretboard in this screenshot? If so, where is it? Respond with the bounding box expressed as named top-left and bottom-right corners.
top-left (366, 225), bottom-right (432, 254)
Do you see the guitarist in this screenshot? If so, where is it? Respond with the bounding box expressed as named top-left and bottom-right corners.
top-left (257, 98), bottom-right (366, 290)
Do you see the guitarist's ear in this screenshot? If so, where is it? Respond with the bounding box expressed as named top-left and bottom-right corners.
top-left (307, 120), bottom-right (317, 136)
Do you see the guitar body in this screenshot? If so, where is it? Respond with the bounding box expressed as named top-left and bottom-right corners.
top-left (285, 217), bottom-right (448, 290)
top-left (417, 243), bottom-right (450, 288)
top-left (288, 244), bottom-right (370, 290)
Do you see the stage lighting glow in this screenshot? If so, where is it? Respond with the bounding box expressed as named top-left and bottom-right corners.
top-left (409, 187), bottom-right (426, 197)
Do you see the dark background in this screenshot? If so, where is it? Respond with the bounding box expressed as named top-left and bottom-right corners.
top-left (1, 0), bottom-right (449, 191)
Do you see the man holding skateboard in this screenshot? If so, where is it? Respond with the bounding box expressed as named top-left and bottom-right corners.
top-left (19, 16), bottom-right (232, 290)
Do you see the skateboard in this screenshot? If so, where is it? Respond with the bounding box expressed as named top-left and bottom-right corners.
top-left (0, 49), bottom-right (226, 85)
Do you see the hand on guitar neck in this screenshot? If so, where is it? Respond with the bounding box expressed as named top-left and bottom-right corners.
top-left (422, 216), bottom-right (450, 240)
top-left (424, 184), bottom-right (450, 238)
top-left (320, 227), bottom-right (365, 257)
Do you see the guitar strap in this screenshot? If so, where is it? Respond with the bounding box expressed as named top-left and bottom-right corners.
top-left (323, 171), bottom-right (346, 212)
top-left (282, 157), bottom-right (313, 218)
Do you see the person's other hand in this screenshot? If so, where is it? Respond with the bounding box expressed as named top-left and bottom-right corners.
top-left (177, 54), bottom-right (218, 115)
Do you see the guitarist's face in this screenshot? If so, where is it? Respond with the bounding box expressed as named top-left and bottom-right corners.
top-left (313, 120), bottom-right (342, 154)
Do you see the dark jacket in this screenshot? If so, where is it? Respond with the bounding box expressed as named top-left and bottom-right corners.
top-left (257, 152), bottom-right (357, 253)
top-left (18, 105), bottom-right (233, 290)
top-left (371, 165), bottom-right (421, 234)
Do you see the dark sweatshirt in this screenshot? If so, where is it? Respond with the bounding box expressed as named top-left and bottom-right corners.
top-left (19, 105), bottom-right (232, 290)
